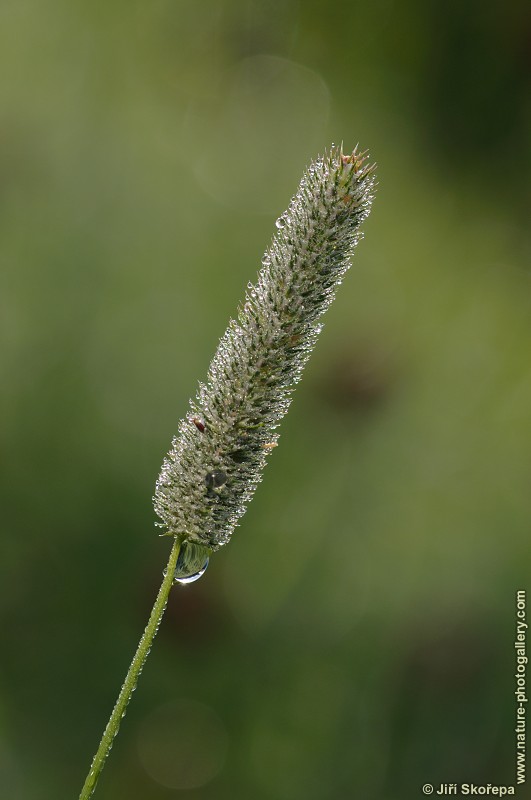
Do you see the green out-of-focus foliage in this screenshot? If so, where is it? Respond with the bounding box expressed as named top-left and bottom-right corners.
top-left (1, 1), bottom-right (530, 798)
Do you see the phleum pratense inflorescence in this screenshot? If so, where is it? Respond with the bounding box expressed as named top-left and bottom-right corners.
top-left (154, 145), bottom-right (376, 552)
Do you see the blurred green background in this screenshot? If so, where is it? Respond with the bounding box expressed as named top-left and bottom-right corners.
top-left (1, 1), bottom-right (531, 798)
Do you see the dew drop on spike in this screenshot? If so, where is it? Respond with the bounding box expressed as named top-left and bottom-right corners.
top-left (165, 541), bottom-right (210, 585)
top-left (205, 470), bottom-right (227, 488)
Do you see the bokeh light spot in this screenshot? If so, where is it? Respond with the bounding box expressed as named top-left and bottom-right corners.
top-left (188, 54), bottom-right (330, 213)
top-left (137, 698), bottom-right (228, 790)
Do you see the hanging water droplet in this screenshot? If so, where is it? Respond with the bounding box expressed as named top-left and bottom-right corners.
top-left (275, 214), bottom-right (288, 230)
top-left (166, 541), bottom-right (210, 585)
top-left (205, 470), bottom-right (227, 488)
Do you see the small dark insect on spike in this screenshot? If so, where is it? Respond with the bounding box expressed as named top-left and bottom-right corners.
top-left (192, 417), bottom-right (206, 432)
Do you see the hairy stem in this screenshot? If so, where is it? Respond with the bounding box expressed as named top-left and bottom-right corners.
top-left (78, 538), bottom-right (181, 800)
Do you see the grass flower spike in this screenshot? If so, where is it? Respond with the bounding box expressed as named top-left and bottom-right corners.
top-left (79, 144), bottom-right (376, 799)
top-left (155, 145), bottom-right (376, 558)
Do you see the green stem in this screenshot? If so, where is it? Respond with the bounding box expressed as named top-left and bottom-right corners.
top-left (78, 537), bottom-right (181, 800)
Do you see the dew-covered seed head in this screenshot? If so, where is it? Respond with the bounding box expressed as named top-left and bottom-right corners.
top-left (154, 144), bottom-right (376, 550)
